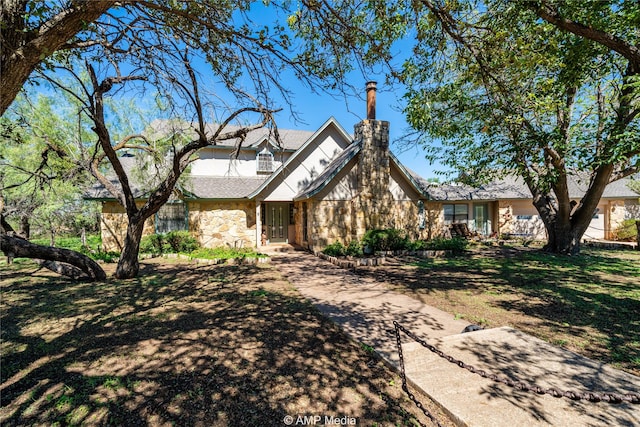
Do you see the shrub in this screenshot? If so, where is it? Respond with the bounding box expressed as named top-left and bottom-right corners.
top-left (345, 240), bottom-right (363, 257)
top-left (140, 234), bottom-right (166, 254)
top-left (165, 231), bottom-right (199, 253)
top-left (322, 242), bottom-right (346, 257)
top-left (89, 250), bottom-right (120, 263)
top-left (407, 239), bottom-right (428, 251)
top-left (362, 229), bottom-right (410, 252)
top-left (612, 219), bottom-right (638, 242)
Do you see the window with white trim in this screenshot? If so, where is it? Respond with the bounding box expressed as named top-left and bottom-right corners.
top-left (257, 147), bottom-right (273, 173)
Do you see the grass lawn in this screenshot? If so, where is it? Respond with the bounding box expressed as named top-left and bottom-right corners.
top-left (360, 245), bottom-right (640, 375)
top-left (0, 258), bottom-right (454, 426)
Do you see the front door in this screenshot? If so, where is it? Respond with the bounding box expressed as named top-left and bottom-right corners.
top-left (266, 203), bottom-right (289, 243)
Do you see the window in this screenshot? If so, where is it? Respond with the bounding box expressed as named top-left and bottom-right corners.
top-left (417, 201), bottom-right (426, 230)
top-left (156, 201), bottom-right (188, 233)
top-left (443, 204), bottom-right (468, 224)
top-left (257, 147), bottom-right (273, 173)
top-left (302, 202), bottom-right (308, 242)
top-left (289, 203), bottom-right (295, 225)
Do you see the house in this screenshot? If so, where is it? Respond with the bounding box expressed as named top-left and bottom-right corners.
top-left (88, 83), bottom-right (437, 251)
top-left (417, 174), bottom-right (639, 241)
top-left (86, 83), bottom-right (639, 252)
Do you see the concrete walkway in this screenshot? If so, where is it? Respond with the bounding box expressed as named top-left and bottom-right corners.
top-left (267, 249), bottom-right (640, 427)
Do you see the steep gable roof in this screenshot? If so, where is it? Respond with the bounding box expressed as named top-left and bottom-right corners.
top-left (293, 142), bottom-right (432, 201)
top-left (248, 117), bottom-right (353, 199)
top-left (294, 142), bottom-right (361, 200)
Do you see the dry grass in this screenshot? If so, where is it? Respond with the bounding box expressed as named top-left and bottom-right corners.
top-left (1, 258), bottom-right (454, 426)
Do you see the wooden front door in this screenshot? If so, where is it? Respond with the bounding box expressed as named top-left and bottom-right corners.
top-left (266, 203), bottom-right (289, 243)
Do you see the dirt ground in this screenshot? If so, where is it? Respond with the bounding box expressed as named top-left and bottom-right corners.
top-left (1, 258), bottom-right (455, 426)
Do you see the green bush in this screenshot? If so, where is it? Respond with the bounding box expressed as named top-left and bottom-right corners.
top-left (140, 234), bottom-right (166, 254)
top-left (86, 249), bottom-right (120, 263)
top-left (165, 231), bottom-right (199, 253)
top-left (140, 231), bottom-right (199, 254)
top-left (613, 219), bottom-right (638, 241)
top-left (407, 239), bottom-right (428, 251)
top-left (345, 240), bottom-right (363, 257)
top-left (322, 242), bottom-right (346, 257)
top-left (362, 229), bottom-right (410, 252)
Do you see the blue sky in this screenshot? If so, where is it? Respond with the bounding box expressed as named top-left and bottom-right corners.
top-left (266, 80), bottom-right (444, 180)
top-left (236, 2), bottom-right (447, 180)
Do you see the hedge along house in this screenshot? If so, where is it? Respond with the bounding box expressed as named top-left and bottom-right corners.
top-left (87, 82), bottom-right (440, 252)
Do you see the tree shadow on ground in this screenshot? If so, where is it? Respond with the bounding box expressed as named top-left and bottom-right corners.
top-left (1, 260), bottom-right (446, 426)
top-left (352, 247), bottom-right (640, 374)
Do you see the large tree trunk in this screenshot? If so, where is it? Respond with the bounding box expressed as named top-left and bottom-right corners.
top-left (0, 234), bottom-right (106, 280)
top-left (115, 218), bottom-right (145, 279)
top-left (543, 221), bottom-right (585, 255)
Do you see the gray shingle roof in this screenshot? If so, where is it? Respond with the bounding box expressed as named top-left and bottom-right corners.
top-left (146, 119), bottom-right (314, 151)
top-left (85, 174), bottom-right (268, 201)
top-left (186, 176), bottom-right (268, 199)
top-left (414, 173), bottom-right (639, 201)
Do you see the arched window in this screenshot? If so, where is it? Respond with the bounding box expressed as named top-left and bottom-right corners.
top-left (257, 147), bottom-right (274, 173)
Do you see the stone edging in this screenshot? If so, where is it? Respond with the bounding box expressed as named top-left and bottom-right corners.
top-left (315, 249), bottom-right (451, 268)
top-left (139, 253), bottom-right (271, 265)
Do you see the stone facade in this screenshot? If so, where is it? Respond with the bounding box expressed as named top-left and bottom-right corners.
top-left (189, 201), bottom-right (257, 248)
top-left (100, 201), bottom-right (155, 252)
top-left (303, 198), bottom-right (443, 251)
top-left (100, 200), bottom-right (257, 252)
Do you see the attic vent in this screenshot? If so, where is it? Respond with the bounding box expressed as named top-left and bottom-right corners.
top-left (257, 147), bottom-right (274, 173)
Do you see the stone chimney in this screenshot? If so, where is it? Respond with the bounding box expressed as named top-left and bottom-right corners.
top-left (355, 81), bottom-right (392, 231)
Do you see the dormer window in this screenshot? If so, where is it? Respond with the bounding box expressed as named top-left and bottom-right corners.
top-left (257, 147), bottom-right (273, 173)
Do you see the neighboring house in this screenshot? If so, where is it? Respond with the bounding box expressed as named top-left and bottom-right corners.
top-left (86, 84), bottom-right (640, 251)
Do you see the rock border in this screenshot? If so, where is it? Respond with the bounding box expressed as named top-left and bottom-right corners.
top-left (154, 253), bottom-right (271, 265)
top-left (316, 249), bottom-right (451, 269)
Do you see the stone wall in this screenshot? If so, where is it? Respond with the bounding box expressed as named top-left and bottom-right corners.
top-left (100, 201), bottom-right (154, 252)
top-left (305, 199), bottom-right (444, 252)
top-left (189, 201), bottom-right (257, 248)
top-left (100, 200), bottom-right (258, 252)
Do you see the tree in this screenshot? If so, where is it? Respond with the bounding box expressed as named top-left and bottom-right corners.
top-left (1, 1), bottom-right (390, 116)
top-left (0, 96), bottom-right (98, 243)
top-left (0, 95), bottom-right (106, 280)
top-left (1, 1), bottom-right (395, 278)
top-left (398, 0), bottom-right (639, 254)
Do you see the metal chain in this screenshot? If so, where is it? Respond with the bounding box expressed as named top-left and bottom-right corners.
top-left (395, 321), bottom-right (445, 427)
top-left (394, 321), bottom-right (640, 406)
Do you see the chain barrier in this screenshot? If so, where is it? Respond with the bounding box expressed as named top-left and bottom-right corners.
top-left (394, 320), bottom-right (640, 420)
top-left (394, 321), bottom-right (445, 427)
